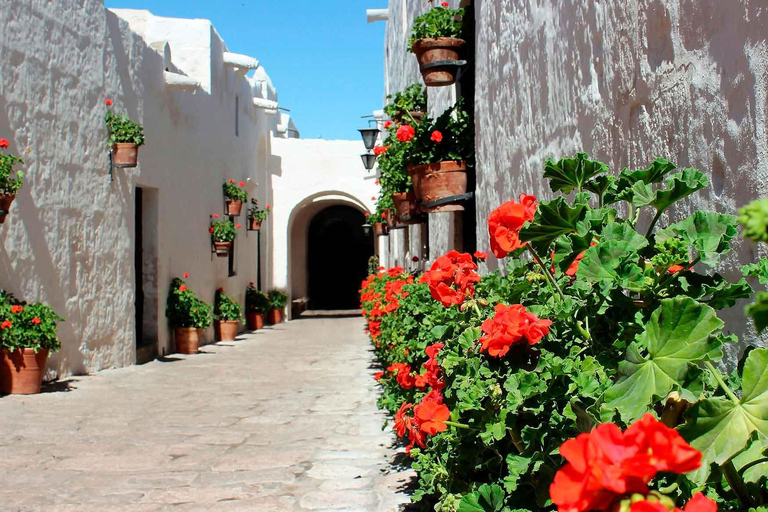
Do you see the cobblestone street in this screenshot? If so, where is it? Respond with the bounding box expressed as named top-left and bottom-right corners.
top-left (0, 317), bottom-right (413, 511)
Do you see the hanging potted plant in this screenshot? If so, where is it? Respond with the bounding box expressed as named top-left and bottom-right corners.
top-left (247, 199), bottom-right (271, 231)
top-left (0, 139), bottom-right (24, 224)
top-left (376, 128), bottom-right (422, 225)
top-left (245, 283), bottom-right (271, 330)
top-left (0, 292), bottom-right (64, 394)
top-left (213, 288), bottom-right (242, 341)
top-left (384, 84), bottom-right (428, 124)
top-left (266, 290), bottom-right (288, 325)
top-left (105, 99), bottom-right (145, 167)
top-left (210, 215), bottom-right (240, 257)
top-left (368, 211), bottom-right (388, 236)
top-left (408, 4), bottom-right (465, 86)
top-left (223, 179), bottom-right (248, 216)
top-left (165, 276), bottom-right (212, 355)
top-left (403, 100), bottom-right (474, 212)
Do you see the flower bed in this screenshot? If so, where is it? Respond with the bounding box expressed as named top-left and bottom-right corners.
top-left (361, 154), bottom-right (768, 512)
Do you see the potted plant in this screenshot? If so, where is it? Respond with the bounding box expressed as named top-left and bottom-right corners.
top-left (247, 199), bottom-right (271, 231)
top-left (210, 215), bottom-right (240, 257)
top-left (213, 288), bottom-right (242, 341)
top-left (0, 139), bottom-right (24, 224)
top-left (408, 4), bottom-right (465, 86)
top-left (0, 292), bottom-right (64, 394)
top-left (245, 283), bottom-right (271, 330)
top-left (376, 128), bottom-right (422, 225)
top-left (384, 84), bottom-right (428, 124)
top-left (368, 212), bottom-right (388, 236)
top-left (403, 100), bottom-right (474, 212)
top-left (105, 99), bottom-right (145, 167)
top-left (165, 276), bottom-right (212, 354)
top-left (266, 290), bottom-right (288, 324)
top-left (223, 179), bottom-right (248, 216)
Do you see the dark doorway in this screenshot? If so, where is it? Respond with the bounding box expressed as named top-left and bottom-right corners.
top-left (135, 186), bottom-right (159, 364)
top-left (135, 187), bottom-right (144, 346)
top-left (307, 205), bottom-right (373, 310)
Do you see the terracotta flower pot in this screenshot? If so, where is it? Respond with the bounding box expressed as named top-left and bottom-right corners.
top-left (373, 223), bottom-right (387, 237)
top-left (226, 200), bottom-right (243, 216)
top-left (392, 192), bottom-right (423, 225)
top-left (175, 328), bottom-right (200, 355)
top-left (0, 194), bottom-right (15, 224)
top-left (267, 307), bottom-right (283, 325)
top-left (412, 38), bottom-right (466, 87)
top-left (214, 320), bottom-right (239, 341)
top-left (246, 312), bottom-right (264, 330)
top-left (112, 143), bottom-right (139, 168)
top-left (408, 161), bottom-right (468, 213)
top-left (248, 218), bottom-right (262, 231)
top-left (0, 348), bottom-right (49, 395)
top-left (213, 241), bottom-right (232, 258)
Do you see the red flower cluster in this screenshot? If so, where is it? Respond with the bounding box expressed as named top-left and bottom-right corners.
top-left (396, 125), bottom-right (416, 142)
top-left (10, 305), bottom-right (23, 314)
top-left (105, 99), bottom-right (113, 106)
top-left (31, 317), bottom-right (41, 325)
top-left (387, 362), bottom-right (415, 388)
top-left (384, 279), bottom-right (410, 313)
top-left (630, 493), bottom-right (716, 512)
top-left (474, 251), bottom-right (488, 262)
top-left (1, 320), bottom-right (11, 329)
top-left (394, 391), bottom-right (450, 452)
top-left (179, 285), bottom-right (187, 292)
top-left (373, 145), bottom-right (390, 156)
top-left (488, 194), bottom-right (538, 258)
top-left (479, 304), bottom-right (552, 357)
top-left (0, 139), bottom-right (8, 149)
top-left (183, 272), bottom-right (190, 278)
top-left (383, 120), bottom-right (393, 129)
top-left (422, 251), bottom-right (481, 307)
top-left (430, 130), bottom-right (443, 143)
top-left (550, 414), bottom-right (703, 512)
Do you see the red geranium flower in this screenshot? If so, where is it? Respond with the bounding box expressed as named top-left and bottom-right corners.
top-left (266, 204), bottom-right (271, 209)
top-left (0, 139), bottom-right (8, 149)
top-left (229, 179), bottom-right (235, 183)
top-left (209, 227), bottom-right (215, 233)
top-left (396, 125), bottom-right (416, 142)
top-left (383, 120), bottom-right (393, 129)
top-left (373, 145), bottom-right (388, 156)
top-left (105, 99), bottom-right (113, 106)
top-left (238, 181), bottom-right (244, 187)
top-left (183, 272), bottom-right (189, 278)
top-left (373, 371), bottom-right (384, 381)
top-left (423, 250), bottom-right (480, 307)
top-left (1, 320), bottom-right (11, 329)
top-left (414, 401), bottom-right (450, 435)
top-left (10, 305), bottom-right (23, 314)
top-left (488, 194), bottom-right (538, 258)
top-left (394, 402), bottom-right (413, 437)
top-left (213, 213), bottom-right (219, 218)
top-left (31, 317), bottom-right (41, 325)
top-left (218, 287), bottom-right (224, 293)
top-left (364, 212), bottom-right (370, 217)
top-left (236, 224), bottom-right (242, 229)
top-left (430, 130), bottom-right (443, 143)
top-left (179, 285), bottom-right (187, 292)
top-left (479, 304), bottom-right (552, 357)
top-left (371, 196), bottom-right (376, 201)
top-left (474, 251), bottom-right (488, 261)
top-left (441, 1), bottom-right (449, 5)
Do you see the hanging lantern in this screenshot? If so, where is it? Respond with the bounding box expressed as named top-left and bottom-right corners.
top-left (362, 223), bottom-right (372, 236)
top-left (358, 127), bottom-right (380, 150)
top-left (361, 152), bottom-right (377, 170)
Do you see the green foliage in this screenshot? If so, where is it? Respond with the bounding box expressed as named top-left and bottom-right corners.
top-left (210, 220), bottom-right (237, 243)
top-left (105, 111), bottom-right (145, 146)
top-left (408, 6), bottom-right (464, 51)
top-left (268, 290), bottom-right (288, 309)
top-left (403, 100), bottom-right (474, 168)
top-left (739, 199), bottom-right (768, 244)
top-left (214, 290), bottom-right (242, 321)
top-left (0, 292), bottom-right (64, 352)
top-left (222, 180), bottom-right (248, 202)
top-left (384, 84), bottom-right (427, 120)
top-left (247, 198), bottom-right (270, 222)
top-left (245, 284), bottom-right (271, 314)
top-left (165, 278), bottom-right (212, 329)
top-left (0, 146), bottom-right (24, 195)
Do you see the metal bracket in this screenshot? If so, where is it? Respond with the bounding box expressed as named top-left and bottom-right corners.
top-left (400, 214), bottom-right (426, 223)
top-left (419, 59), bottom-right (467, 71)
top-left (389, 224), bottom-right (408, 230)
top-left (421, 192), bottom-right (474, 209)
top-left (108, 149), bottom-right (136, 182)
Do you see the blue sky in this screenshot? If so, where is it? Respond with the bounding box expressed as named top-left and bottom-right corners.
top-left (104, 0), bottom-right (389, 140)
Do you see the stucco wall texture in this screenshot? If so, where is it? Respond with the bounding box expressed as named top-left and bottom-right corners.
top-left (0, 1), bottom-right (281, 377)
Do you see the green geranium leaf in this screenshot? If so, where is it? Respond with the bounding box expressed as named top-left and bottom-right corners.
top-left (584, 175), bottom-right (616, 203)
top-left (458, 484), bottom-right (505, 512)
top-left (649, 169), bottom-right (709, 214)
top-left (602, 298), bottom-right (724, 422)
top-left (680, 348), bottom-right (768, 477)
top-left (702, 278), bottom-right (752, 309)
top-left (543, 152), bottom-right (609, 194)
top-left (619, 157), bottom-right (678, 186)
top-left (732, 435), bottom-right (768, 484)
top-left (577, 239), bottom-right (647, 292)
top-left (519, 197), bottom-right (588, 252)
top-left (743, 258), bottom-right (768, 285)
top-left (630, 181), bottom-right (656, 207)
top-left (656, 211), bottom-right (738, 267)
top-left (600, 222), bottom-right (648, 250)
top-left (504, 454), bottom-right (532, 492)
top-left (747, 292), bottom-right (768, 333)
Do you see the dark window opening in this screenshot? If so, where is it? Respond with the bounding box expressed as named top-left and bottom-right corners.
top-left (235, 95), bottom-right (239, 137)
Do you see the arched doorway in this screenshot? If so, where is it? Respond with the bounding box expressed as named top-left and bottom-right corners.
top-left (307, 205), bottom-right (373, 310)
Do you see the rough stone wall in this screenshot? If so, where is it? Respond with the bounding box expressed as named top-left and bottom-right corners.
top-left (473, 0), bottom-right (768, 350)
top-left (0, 2), bottom-right (278, 376)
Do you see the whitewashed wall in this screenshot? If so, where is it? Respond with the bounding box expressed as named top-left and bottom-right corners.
top-left (0, 2), bottom-right (283, 376)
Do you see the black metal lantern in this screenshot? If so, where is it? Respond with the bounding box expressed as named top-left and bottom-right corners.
top-left (361, 152), bottom-right (377, 170)
top-left (362, 223), bottom-right (372, 236)
top-left (358, 127), bottom-right (380, 150)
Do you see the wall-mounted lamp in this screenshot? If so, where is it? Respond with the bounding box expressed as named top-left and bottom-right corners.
top-left (361, 152), bottom-right (377, 171)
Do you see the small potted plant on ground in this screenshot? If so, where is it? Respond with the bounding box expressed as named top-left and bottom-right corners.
top-left (105, 99), bottom-right (145, 167)
top-left (223, 179), bottom-right (248, 216)
top-left (0, 291), bottom-right (65, 394)
top-left (245, 283), bottom-right (271, 330)
top-left (0, 139), bottom-right (24, 224)
top-left (165, 276), bottom-right (212, 355)
top-left (409, 4), bottom-right (465, 86)
top-left (247, 199), bottom-right (271, 231)
top-left (267, 290), bottom-right (288, 324)
top-left (210, 215), bottom-right (240, 257)
top-left (213, 288), bottom-right (242, 341)
top-left (384, 84), bottom-right (428, 124)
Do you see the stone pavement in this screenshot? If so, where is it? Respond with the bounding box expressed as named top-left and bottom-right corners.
top-left (0, 316), bottom-right (414, 511)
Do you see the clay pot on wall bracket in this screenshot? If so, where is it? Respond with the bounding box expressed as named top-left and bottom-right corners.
top-left (112, 143), bottom-right (139, 168)
top-left (248, 218), bottom-right (262, 231)
top-left (408, 161), bottom-right (468, 213)
top-left (214, 320), bottom-right (239, 341)
top-left (175, 328), bottom-right (201, 355)
top-left (0, 194), bottom-right (16, 224)
top-left (267, 307), bottom-right (283, 325)
top-left (392, 192), bottom-right (423, 225)
top-left (412, 38), bottom-right (466, 87)
top-left (246, 312), bottom-right (264, 330)
top-left (213, 241), bottom-right (232, 258)
top-left (0, 348), bottom-right (49, 395)
top-left (373, 223), bottom-right (387, 237)
top-left (225, 200), bottom-right (243, 216)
